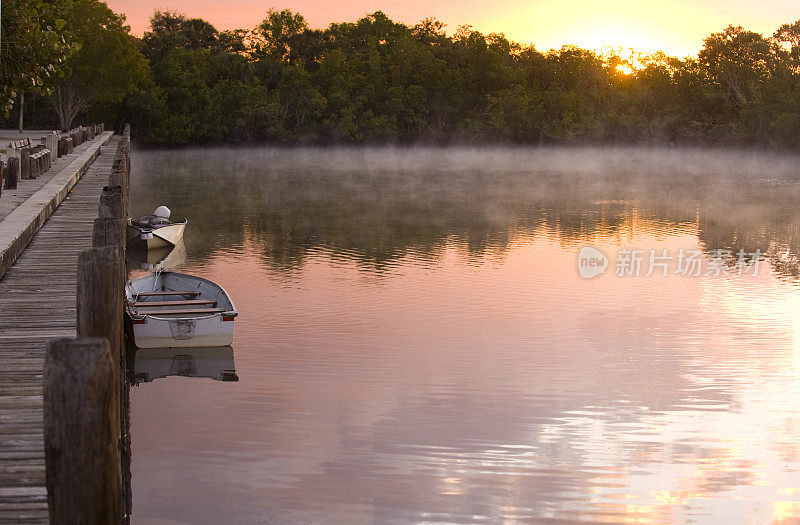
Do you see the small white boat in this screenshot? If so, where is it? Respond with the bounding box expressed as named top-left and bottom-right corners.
top-left (130, 346), bottom-right (238, 384)
top-left (125, 271), bottom-right (237, 348)
top-left (127, 205), bottom-right (187, 250)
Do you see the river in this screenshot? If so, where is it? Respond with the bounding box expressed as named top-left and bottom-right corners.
top-left (127, 145), bottom-right (800, 524)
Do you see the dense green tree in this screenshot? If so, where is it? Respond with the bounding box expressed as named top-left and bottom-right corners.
top-left (142, 11), bottom-right (219, 62)
top-left (51, 0), bottom-right (148, 130)
top-left (697, 25), bottom-right (777, 139)
top-left (137, 11), bottom-right (258, 142)
top-left (0, 0), bottom-right (75, 115)
top-left (128, 11), bottom-right (800, 147)
top-left (12, 1), bottom-right (800, 148)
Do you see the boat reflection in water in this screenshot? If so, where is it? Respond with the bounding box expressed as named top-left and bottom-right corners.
top-left (128, 345), bottom-right (238, 384)
top-left (126, 239), bottom-right (187, 272)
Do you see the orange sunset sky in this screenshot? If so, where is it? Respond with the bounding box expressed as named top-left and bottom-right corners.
top-left (106, 0), bottom-right (800, 57)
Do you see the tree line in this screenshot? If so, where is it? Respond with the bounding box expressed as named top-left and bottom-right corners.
top-left (3, 0), bottom-right (800, 147)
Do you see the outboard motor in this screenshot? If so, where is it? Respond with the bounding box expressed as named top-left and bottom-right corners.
top-left (135, 214), bottom-right (155, 227)
top-left (136, 206), bottom-right (172, 228)
top-left (153, 206), bottom-right (171, 219)
top-left (148, 216), bottom-right (170, 228)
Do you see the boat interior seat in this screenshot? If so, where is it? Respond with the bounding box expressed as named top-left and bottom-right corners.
top-left (137, 291), bottom-right (199, 297)
top-left (130, 307), bottom-right (225, 316)
top-left (133, 300), bottom-right (217, 307)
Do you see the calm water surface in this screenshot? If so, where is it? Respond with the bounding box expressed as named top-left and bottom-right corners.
top-left (128, 146), bottom-right (800, 524)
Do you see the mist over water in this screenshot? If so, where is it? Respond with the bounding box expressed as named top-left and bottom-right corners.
top-left (128, 145), bottom-right (800, 524)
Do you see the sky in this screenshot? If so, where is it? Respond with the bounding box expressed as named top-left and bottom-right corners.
top-left (106, 0), bottom-right (800, 57)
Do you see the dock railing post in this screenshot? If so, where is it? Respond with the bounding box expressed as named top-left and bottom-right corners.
top-left (115, 123), bottom-right (132, 520)
top-left (19, 147), bottom-right (30, 180)
top-left (76, 244), bottom-right (126, 523)
top-left (44, 337), bottom-right (120, 524)
top-left (99, 186), bottom-right (125, 218)
top-left (6, 156), bottom-right (18, 190)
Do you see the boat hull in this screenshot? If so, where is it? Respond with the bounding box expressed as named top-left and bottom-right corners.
top-left (127, 221), bottom-right (187, 249)
top-left (129, 314), bottom-right (234, 348)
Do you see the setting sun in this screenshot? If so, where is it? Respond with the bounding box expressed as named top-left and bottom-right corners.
top-left (616, 64), bottom-right (635, 75)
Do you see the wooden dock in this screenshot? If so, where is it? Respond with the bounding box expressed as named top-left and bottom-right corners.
top-left (0, 136), bottom-right (120, 523)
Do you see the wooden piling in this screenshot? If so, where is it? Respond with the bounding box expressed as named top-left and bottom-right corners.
top-left (29, 148), bottom-right (40, 178)
top-left (78, 245), bottom-right (124, 359)
top-left (44, 337), bottom-right (120, 525)
top-left (99, 186), bottom-right (125, 219)
top-left (111, 165), bottom-right (129, 219)
top-left (116, 124), bottom-right (133, 521)
top-left (96, 184), bottom-right (127, 266)
top-left (6, 157), bottom-right (19, 190)
top-left (92, 217), bottom-right (126, 251)
top-left (78, 243), bottom-right (126, 519)
top-left (19, 148), bottom-right (30, 180)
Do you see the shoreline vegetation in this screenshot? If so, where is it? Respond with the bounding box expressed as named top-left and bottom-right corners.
top-left (3, 1), bottom-right (800, 148)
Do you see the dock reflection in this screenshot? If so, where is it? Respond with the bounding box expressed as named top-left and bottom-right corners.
top-left (128, 345), bottom-right (238, 384)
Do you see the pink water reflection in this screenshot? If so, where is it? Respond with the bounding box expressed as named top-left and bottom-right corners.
top-left (130, 208), bottom-right (800, 523)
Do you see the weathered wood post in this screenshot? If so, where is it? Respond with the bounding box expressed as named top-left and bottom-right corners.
top-left (29, 148), bottom-right (40, 178)
top-left (40, 136), bottom-right (52, 169)
top-left (96, 185), bottom-right (127, 272)
top-left (77, 245), bottom-right (124, 405)
top-left (100, 186), bottom-right (125, 217)
top-left (44, 338), bottom-right (119, 524)
top-left (35, 149), bottom-right (43, 176)
top-left (110, 170), bottom-right (129, 218)
top-left (93, 217), bottom-right (126, 254)
top-left (78, 244), bottom-right (125, 521)
top-left (111, 153), bottom-right (130, 222)
top-left (19, 147), bottom-right (30, 180)
top-left (110, 127), bottom-right (132, 520)
top-left (6, 157), bottom-right (19, 190)
top-left (96, 134), bottom-right (132, 518)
